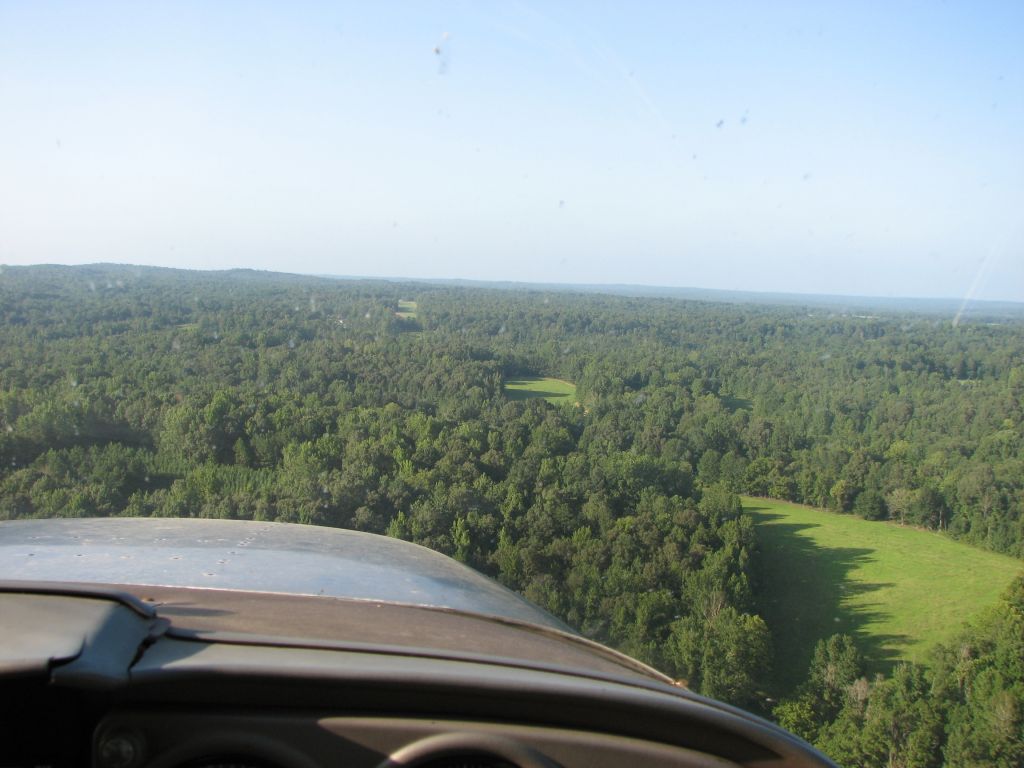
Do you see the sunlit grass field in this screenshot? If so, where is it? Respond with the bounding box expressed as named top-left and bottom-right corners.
top-left (503, 377), bottom-right (576, 404)
top-left (744, 496), bottom-right (1023, 694)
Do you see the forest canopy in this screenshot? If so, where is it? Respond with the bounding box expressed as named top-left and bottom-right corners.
top-left (1, 264), bottom-right (1022, 764)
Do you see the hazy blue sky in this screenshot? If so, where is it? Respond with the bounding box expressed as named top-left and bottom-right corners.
top-left (2, 1), bottom-right (1022, 301)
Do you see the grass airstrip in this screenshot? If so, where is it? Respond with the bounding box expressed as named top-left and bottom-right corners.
top-left (744, 496), bottom-right (1023, 694)
top-left (503, 377), bottom-right (576, 404)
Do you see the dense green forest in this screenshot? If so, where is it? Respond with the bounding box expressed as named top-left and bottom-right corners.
top-left (2, 264), bottom-right (1022, 765)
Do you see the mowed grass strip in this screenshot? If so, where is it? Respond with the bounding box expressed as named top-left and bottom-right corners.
top-left (744, 496), bottom-right (1023, 695)
top-left (504, 377), bottom-right (576, 404)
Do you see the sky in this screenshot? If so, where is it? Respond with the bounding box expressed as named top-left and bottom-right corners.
top-left (1, 1), bottom-right (1022, 301)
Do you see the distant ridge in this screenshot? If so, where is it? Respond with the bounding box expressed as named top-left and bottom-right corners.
top-left (317, 273), bottom-right (1024, 320)
top-left (4, 263), bottom-right (1022, 321)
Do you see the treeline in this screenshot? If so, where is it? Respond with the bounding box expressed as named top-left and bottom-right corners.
top-left (422, 283), bottom-right (1024, 557)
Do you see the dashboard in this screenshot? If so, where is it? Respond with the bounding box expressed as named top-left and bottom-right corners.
top-left (0, 519), bottom-right (837, 768)
top-left (0, 587), bottom-right (835, 768)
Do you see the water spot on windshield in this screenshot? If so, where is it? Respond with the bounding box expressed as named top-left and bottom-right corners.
top-left (434, 31), bottom-right (451, 75)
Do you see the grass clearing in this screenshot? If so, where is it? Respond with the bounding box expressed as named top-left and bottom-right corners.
top-left (504, 377), bottom-right (576, 404)
top-left (396, 299), bottom-right (418, 319)
top-left (744, 496), bottom-right (1022, 695)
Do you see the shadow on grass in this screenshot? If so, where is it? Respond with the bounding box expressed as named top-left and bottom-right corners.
top-left (748, 509), bottom-right (912, 697)
top-left (505, 389), bottom-right (572, 401)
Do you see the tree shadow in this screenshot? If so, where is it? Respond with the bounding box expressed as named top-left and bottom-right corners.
top-left (505, 389), bottom-right (572, 401)
top-left (722, 395), bottom-right (753, 412)
top-left (747, 509), bottom-right (912, 697)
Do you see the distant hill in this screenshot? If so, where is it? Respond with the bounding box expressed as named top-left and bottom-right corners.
top-left (6, 264), bottom-right (1021, 321)
top-left (319, 273), bottom-right (1024, 322)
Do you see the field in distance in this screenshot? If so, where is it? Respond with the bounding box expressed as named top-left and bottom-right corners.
top-left (396, 299), bottom-right (418, 319)
top-left (745, 496), bottom-right (1023, 695)
top-left (503, 377), bottom-right (576, 404)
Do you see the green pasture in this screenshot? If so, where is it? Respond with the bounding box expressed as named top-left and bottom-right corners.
top-left (503, 377), bottom-right (576, 404)
top-left (396, 299), bottom-right (418, 319)
top-left (744, 496), bottom-right (1023, 695)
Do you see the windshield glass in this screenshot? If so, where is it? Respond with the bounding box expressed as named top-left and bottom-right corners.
top-left (1, 4), bottom-right (1022, 766)
top-left (2, 3), bottom-right (1019, 300)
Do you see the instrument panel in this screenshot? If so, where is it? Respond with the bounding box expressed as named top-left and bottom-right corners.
top-left (0, 555), bottom-right (836, 768)
top-left (94, 711), bottom-right (743, 768)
